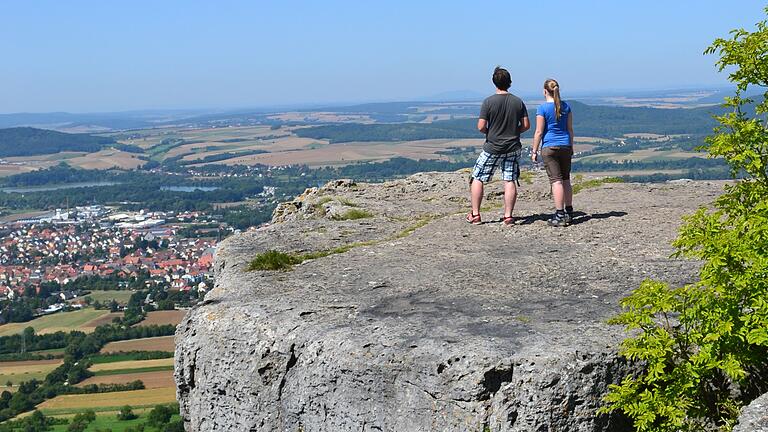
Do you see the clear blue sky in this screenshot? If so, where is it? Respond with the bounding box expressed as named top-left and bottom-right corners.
top-left (0, 1), bottom-right (765, 113)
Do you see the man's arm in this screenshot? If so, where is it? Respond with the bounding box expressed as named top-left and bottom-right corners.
top-left (477, 119), bottom-right (488, 134)
top-left (519, 116), bottom-right (530, 134)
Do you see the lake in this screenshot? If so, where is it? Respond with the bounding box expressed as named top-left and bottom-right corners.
top-left (160, 186), bottom-right (220, 192)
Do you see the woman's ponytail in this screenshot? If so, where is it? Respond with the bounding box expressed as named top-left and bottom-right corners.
top-left (544, 79), bottom-right (562, 120)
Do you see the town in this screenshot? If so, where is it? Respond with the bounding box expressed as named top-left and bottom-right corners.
top-left (0, 204), bottom-right (220, 323)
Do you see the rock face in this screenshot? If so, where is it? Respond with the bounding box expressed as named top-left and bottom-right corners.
top-left (735, 392), bottom-right (768, 432)
top-left (175, 170), bottom-right (725, 431)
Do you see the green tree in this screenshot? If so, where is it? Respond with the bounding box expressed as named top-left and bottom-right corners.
top-left (117, 405), bottom-right (137, 421)
top-left (22, 410), bottom-right (51, 432)
top-left (600, 9), bottom-right (768, 432)
top-left (147, 405), bottom-right (173, 427)
top-left (65, 421), bottom-right (86, 432)
top-left (163, 421), bottom-right (184, 432)
top-left (67, 410), bottom-right (96, 432)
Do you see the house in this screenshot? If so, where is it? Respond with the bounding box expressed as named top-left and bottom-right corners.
top-left (170, 279), bottom-right (188, 291)
top-left (59, 291), bottom-right (76, 301)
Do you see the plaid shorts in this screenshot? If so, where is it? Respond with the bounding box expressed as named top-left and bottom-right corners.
top-left (471, 150), bottom-right (521, 183)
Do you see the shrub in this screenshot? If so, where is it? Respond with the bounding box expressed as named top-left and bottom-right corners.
top-left (600, 9), bottom-right (768, 431)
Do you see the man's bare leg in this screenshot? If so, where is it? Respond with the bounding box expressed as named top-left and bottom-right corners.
top-left (503, 180), bottom-right (517, 218)
top-left (471, 179), bottom-right (484, 216)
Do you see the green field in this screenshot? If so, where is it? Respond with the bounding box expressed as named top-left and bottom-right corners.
top-left (29, 348), bottom-right (67, 355)
top-left (89, 352), bottom-right (173, 364)
top-left (37, 388), bottom-right (177, 415)
top-left (93, 365), bottom-right (174, 376)
top-left (81, 290), bottom-right (135, 304)
top-left (47, 411), bottom-right (181, 432)
top-left (0, 308), bottom-right (110, 337)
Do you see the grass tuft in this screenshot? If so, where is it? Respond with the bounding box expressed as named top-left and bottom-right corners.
top-left (337, 198), bottom-right (360, 207)
top-left (247, 250), bottom-right (303, 271)
top-left (248, 216), bottom-right (434, 272)
top-left (518, 170), bottom-right (534, 185)
top-left (331, 209), bottom-right (374, 221)
top-left (572, 177), bottom-right (624, 194)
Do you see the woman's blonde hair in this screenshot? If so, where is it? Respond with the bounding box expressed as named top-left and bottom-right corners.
top-left (544, 79), bottom-right (563, 120)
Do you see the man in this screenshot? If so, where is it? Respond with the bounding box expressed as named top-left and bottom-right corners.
top-left (466, 66), bottom-right (530, 225)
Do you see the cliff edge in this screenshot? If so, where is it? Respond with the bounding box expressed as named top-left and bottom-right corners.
top-left (175, 170), bottom-right (725, 431)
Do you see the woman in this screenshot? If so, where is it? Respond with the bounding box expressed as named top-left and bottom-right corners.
top-left (531, 79), bottom-right (574, 227)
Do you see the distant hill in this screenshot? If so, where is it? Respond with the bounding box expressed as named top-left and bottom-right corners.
top-left (422, 90), bottom-right (486, 102)
top-left (294, 101), bottom-right (725, 143)
top-left (0, 127), bottom-right (115, 157)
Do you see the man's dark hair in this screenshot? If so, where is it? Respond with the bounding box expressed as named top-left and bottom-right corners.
top-left (492, 66), bottom-right (511, 90)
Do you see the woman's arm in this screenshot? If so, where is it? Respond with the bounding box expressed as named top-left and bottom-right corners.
top-left (567, 113), bottom-right (574, 147)
top-left (532, 115), bottom-right (545, 161)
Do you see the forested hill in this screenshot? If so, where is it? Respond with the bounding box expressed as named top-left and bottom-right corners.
top-left (564, 101), bottom-right (721, 137)
top-left (0, 127), bottom-right (115, 157)
top-left (295, 101), bottom-right (725, 142)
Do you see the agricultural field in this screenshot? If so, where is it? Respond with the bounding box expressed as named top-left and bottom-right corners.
top-left (48, 412), bottom-right (151, 432)
top-left (0, 308), bottom-right (111, 337)
top-left (100, 336), bottom-right (176, 353)
top-left (65, 148), bottom-right (145, 170)
top-left (81, 290), bottom-right (135, 305)
top-left (576, 148), bottom-right (700, 163)
top-left (116, 125), bottom-right (280, 153)
top-left (77, 312), bottom-right (124, 331)
top-left (0, 164), bottom-right (39, 177)
top-left (577, 169), bottom-right (687, 177)
top-left (116, 127), bottom-right (623, 169)
top-left (0, 359), bottom-right (63, 387)
top-left (0, 152), bottom-right (87, 177)
top-left (211, 137), bottom-right (485, 167)
top-left (89, 358), bottom-right (174, 374)
top-left (36, 388), bottom-right (177, 415)
top-left (109, 125), bottom-right (493, 168)
top-left (136, 310), bottom-right (186, 327)
top-left (0, 210), bottom-right (50, 224)
top-left (77, 370), bottom-right (174, 389)
top-left (266, 112), bottom-right (373, 123)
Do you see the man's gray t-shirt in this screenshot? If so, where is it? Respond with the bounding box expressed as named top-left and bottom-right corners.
top-left (479, 93), bottom-right (529, 154)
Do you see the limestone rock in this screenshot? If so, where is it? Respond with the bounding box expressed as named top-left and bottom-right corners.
top-left (175, 170), bottom-right (726, 431)
top-left (735, 392), bottom-right (768, 432)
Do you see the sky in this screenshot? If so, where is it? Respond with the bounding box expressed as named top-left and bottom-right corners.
top-left (0, 1), bottom-right (765, 113)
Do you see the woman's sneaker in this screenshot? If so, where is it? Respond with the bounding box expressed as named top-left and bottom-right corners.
top-left (564, 206), bottom-right (574, 224)
top-left (548, 212), bottom-right (568, 227)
